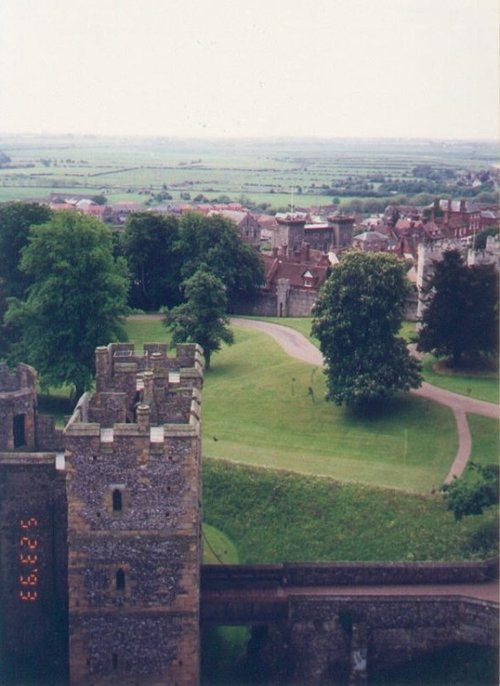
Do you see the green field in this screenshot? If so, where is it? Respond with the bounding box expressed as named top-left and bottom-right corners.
top-left (1, 134), bottom-right (496, 210)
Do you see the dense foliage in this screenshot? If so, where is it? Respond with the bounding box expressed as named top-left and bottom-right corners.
top-left (0, 202), bottom-right (53, 299)
top-left (164, 267), bottom-right (234, 369)
top-left (121, 211), bottom-right (264, 311)
top-left (312, 251), bottom-right (421, 407)
top-left (417, 249), bottom-right (499, 366)
top-left (443, 463), bottom-right (499, 520)
top-left (121, 211), bottom-right (182, 310)
top-left (6, 212), bottom-right (129, 397)
top-left (177, 212), bottom-right (264, 308)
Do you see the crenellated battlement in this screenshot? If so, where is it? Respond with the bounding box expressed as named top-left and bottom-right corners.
top-left (95, 342), bottom-right (203, 391)
top-left (79, 342), bottom-right (204, 429)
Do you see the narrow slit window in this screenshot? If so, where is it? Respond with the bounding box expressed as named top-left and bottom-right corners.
top-left (112, 653), bottom-right (118, 670)
top-left (112, 489), bottom-right (122, 512)
top-left (116, 569), bottom-right (125, 591)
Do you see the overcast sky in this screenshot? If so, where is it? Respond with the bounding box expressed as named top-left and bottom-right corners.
top-left (0, 0), bottom-right (498, 140)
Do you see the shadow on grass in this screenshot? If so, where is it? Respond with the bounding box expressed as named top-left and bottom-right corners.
top-left (433, 355), bottom-right (499, 377)
top-left (344, 394), bottom-right (410, 423)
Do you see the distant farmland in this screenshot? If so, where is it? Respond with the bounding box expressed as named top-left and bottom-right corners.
top-left (0, 134), bottom-right (496, 209)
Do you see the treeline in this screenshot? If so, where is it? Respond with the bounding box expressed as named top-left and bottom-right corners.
top-left (0, 203), bottom-right (264, 394)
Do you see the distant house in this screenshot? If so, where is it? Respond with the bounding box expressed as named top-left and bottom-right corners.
top-left (234, 244), bottom-right (330, 317)
top-left (424, 199), bottom-right (489, 238)
top-left (352, 230), bottom-right (390, 251)
top-left (208, 209), bottom-right (261, 246)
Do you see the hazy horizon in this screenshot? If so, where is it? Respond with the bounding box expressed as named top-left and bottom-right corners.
top-left (1, 0), bottom-right (498, 142)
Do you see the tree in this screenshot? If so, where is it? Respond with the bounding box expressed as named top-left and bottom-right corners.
top-left (443, 463), bottom-right (499, 520)
top-left (312, 251), bottom-right (421, 407)
top-left (164, 267), bottom-right (233, 369)
top-left (0, 202), bottom-right (53, 299)
top-left (417, 249), bottom-right (498, 366)
top-left (121, 212), bottom-right (182, 310)
top-left (178, 213), bottom-right (264, 308)
top-left (6, 211), bottom-right (129, 398)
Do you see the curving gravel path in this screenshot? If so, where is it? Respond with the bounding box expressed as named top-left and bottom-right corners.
top-left (232, 318), bottom-right (499, 483)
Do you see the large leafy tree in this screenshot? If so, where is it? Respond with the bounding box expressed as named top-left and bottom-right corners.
top-left (178, 213), bottom-right (264, 308)
top-left (164, 267), bottom-right (234, 369)
top-left (121, 211), bottom-right (182, 310)
top-left (417, 249), bottom-right (498, 366)
top-left (312, 251), bottom-right (421, 407)
top-left (6, 211), bottom-right (129, 398)
top-left (0, 202), bottom-right (53, 299)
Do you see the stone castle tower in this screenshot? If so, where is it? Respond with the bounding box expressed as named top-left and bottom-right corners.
top-left (0, 342), bottom-right (203, 686)
top-left (65, 342), bottom-right (203, 686)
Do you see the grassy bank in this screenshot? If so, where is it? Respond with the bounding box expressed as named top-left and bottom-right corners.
top-left (202, 458), bottom-right (498, 562)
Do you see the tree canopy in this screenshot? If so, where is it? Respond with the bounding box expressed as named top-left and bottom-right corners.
top-left (121, 211), bottom-right (182, 310)
top-left (164, 267), bottom-right (234, 369)
top-left (0, 202), bottom-right (53, 299)
top-left (417, 249), bottom-right (498, 366)
top-left (177, 212), bottom-right (264, 308)
top-left (119, 211), bottom-right (264, 312)
top-left (6, 211), bottom-right (129, 398)
top-left (312, 251), bottom-right (421, 407)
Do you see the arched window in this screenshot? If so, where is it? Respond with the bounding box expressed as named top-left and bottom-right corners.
top-left (116, 569), bottom-right (125, 591)
top-left (112, 489), bottom-right (122, 512)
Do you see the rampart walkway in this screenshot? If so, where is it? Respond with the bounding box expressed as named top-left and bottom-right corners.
top-left (232, 318), bottom-right (499, 482)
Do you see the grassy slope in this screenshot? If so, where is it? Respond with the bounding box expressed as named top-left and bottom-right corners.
top-left (203, 458), bottom-right (497, 562)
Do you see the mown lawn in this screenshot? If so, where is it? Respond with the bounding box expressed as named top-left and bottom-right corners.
top-left (203, 326), bottom-right (456, 493)
top-left (421, 354), bottom-right (499, 404)
top-left (468, 414), bottom-right (500, 466)
top-left (241, 316), bottom-right (499, 403)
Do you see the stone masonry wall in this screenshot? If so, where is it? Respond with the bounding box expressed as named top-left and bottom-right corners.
top-left (0, 456), bottom-right (68, 685)
top-left (284, 595), bottom-right (498, 684)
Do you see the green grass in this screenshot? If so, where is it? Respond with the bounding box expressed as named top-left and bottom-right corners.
top-left (203, 458), bottom-right (498, 562)
top-left (468, 414), bottom-right (500, 466)
top-left (240, 316), bottom-right (498, 403)
top-left (421, 354), bottom-right (499, 403)
top-left (202, 524), bottom-right (239, 564)
top-left (235, 315), bottom-right (317, 343)
top-left (125, 315), bottom-right (171, 351)
top-left (203, 326), bottom-right (455, 493)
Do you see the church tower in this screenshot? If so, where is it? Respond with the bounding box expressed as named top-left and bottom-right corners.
top-left (65, 342), bottom-right (203, 686)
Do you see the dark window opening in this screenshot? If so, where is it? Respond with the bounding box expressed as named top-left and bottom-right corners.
top-left (112, 489), bottom-right (123, 512)
top-left (112, 653), bottom-right (118, 670)
top-left (13, 414), bottom-right (26, 448)
top-left (116, 569), bottom-right (125, 591)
